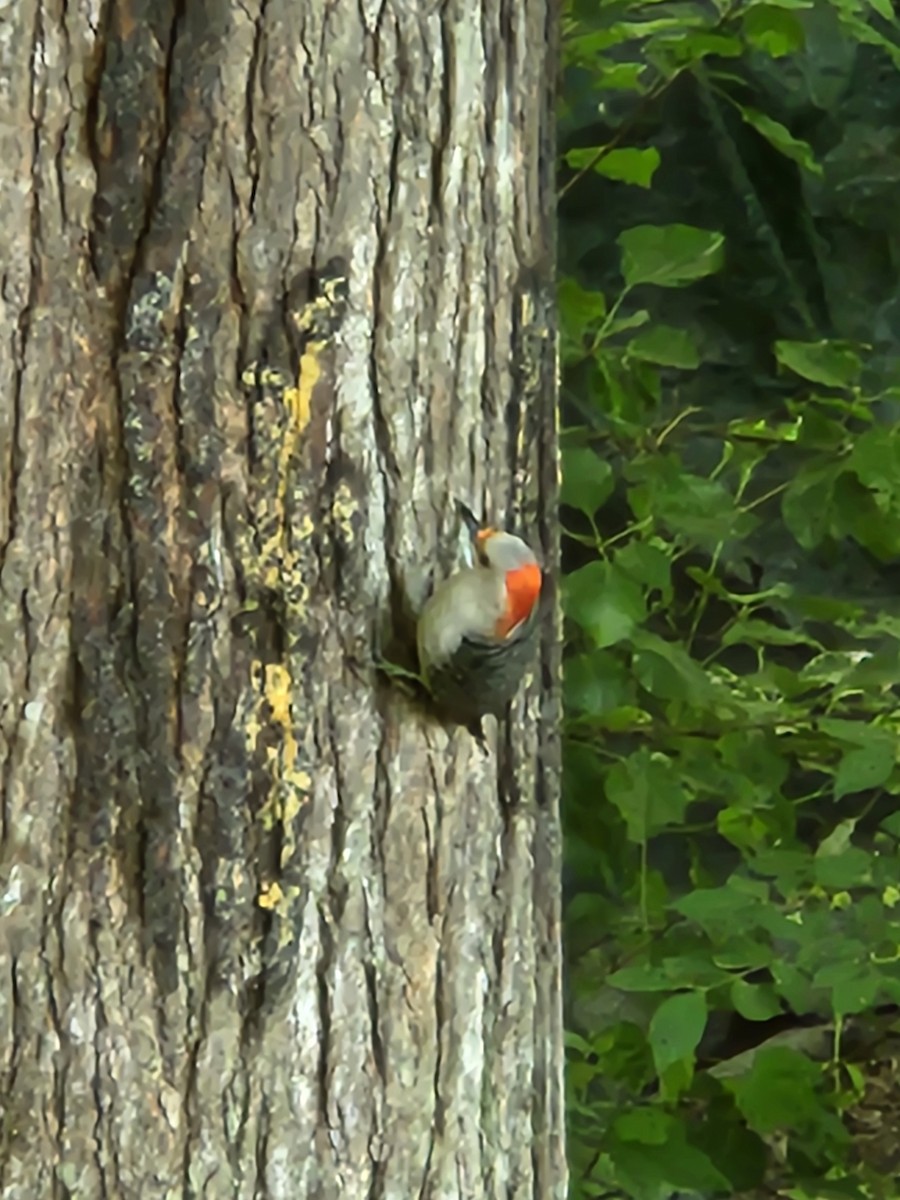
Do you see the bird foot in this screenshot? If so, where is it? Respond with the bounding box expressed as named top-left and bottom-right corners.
top-left (465, 718), bottom-right (491, 754)
top-left (373, 655), bottom-right (426, 698)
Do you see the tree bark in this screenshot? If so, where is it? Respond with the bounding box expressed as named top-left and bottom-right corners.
top-left (0, 0), bottom-right (561, 1197)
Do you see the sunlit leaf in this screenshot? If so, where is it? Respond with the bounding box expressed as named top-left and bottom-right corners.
top-left (775, 339), bottom-right (861, 386)
top-left (737, 108), bottom-right (821, 174)
top-left (563, 146), bottom-right (661, 188)
top-left (741, 5), bottom-right (805, 56)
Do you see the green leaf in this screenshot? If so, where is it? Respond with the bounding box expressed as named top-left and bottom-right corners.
top-left (728, 1046), bottom-right (824, 1133)
top-left (814, 845), bottom-right (872, 889)
top-left (781, 463), bottom-right (840, 549)
top-left (849, 427), bottom-right (900, 494)
top-left (564, 1029), bottom-right (594, 1056)
top-left (662, 31), bottom-right (744, 62)
top-left (718, 729), bottom-right (788, 791)
top-left (713, 939), bottom-right (774, 971)
top-left (751, 846), bottom-right (813, 889)
top-left (606, 955), bottom-right (736, 994)
top-left (608, 964), bottom-right (681, 992)
top-left (557, 276), bottom-right (607, 342)
top-left (563, 562), bottom-right (646, 648)
top-left (626, 324), bottom-right (700, 368)
top-left (562, 146), bottom-right (601, 171)
top-left (632, 632), bottom-right (715, 704)
top-left (829, 969), bottom-right (881, 1018)
top-left (591, 704), bottom-right (651, 732)
top-left (596, 62), bottom-right (646, 91)
top-left (837, 13), bottom-right (900, 70)
top-left (741, 5), bottom-right (805, 56)
top-left (658, 1056), bottom-right (695, 1104)
top-left (717, 807), bottom-right (770, 853)
top-left (565, 146), bottom-right (661, 188)
top-left (610, 1131), bottom-right (731, 1193)
top-left (602, 309), bottom-right (651, 339)
top-left (722, 618), bottom-right (821, 650)
top-left (815, 818), bottom-right (857, 857)
top-left (814, 719), bottom-right (894, 749)
top-left (774, 339), bottom-right (861, 386)
top-left (603, 16), bottom-right (709, 40)
top-left (615, 541), bottom-right (673, 599)
top-left (674, 884), bottom-right (764, 932)
top-left (618, 224), bottom-right (725, 289)
top-left (737, 108), bottom-right (821, 174)
top-left (771, 961), bottom-right (818, 1014)
top-left (627, 456), bottom-right (750, 546)
top-left (660, 956), bottom-right (738, 989)
top-left (834, 743), bottom-right (895, 799)
top-left (560, 447), bottom-right (614, 516)
top-left (596, 148), bottom-right (660, 188)
top-left (728, 416), bottom-right (801, 443)
top-left (648, 991), bottom-right (707, 1075)
top-left (731, 980), bottom-right (783, 1021)
top-left (605, 749), bottom-right (690, 841)
top-left (564, 651), bottom-right (628, 717)
top-left (613, 1107), bottom-right (674, 1145)
top-left (689, 1111), bottom-right (768, 1193)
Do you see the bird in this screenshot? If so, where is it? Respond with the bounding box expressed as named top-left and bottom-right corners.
top-left (415, 502), bottom-right (543, 737)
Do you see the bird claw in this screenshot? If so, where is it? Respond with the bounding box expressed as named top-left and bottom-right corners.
top-left (465, 718), bottom-right (491, 753)
top-left (373, 655), bottom-right (425, 697)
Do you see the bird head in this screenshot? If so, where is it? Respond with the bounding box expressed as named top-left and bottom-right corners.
top-left (458, 503), bottom-right (542, 637)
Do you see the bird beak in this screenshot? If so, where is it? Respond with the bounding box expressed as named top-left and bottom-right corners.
top-left (456, 500), bottom-right (483, 540)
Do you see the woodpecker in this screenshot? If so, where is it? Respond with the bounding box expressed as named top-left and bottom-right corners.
top-left (416, 504), bottom-right (543, 735)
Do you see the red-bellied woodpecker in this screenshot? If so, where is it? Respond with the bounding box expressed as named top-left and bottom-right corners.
top-left (416, 504), bottom-right (543, 733)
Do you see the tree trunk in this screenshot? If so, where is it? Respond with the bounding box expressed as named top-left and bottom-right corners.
top-left (0, 1), bottom-right (561, 1197)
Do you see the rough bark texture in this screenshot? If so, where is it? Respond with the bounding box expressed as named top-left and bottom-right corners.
top-left (0, 1), bottom-right (561, 1197)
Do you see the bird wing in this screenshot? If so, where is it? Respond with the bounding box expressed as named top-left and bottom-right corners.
top-left (425, 609), bottom-right (539, 720)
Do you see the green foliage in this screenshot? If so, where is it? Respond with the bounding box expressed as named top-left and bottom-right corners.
top-left (619, 225), bottom-right (725, 289)
top-left (559, 0), bottom-right (900, 1195)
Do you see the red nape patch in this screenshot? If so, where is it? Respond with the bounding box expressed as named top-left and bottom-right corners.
top-left (495, 563), bottom-right (542, 638)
